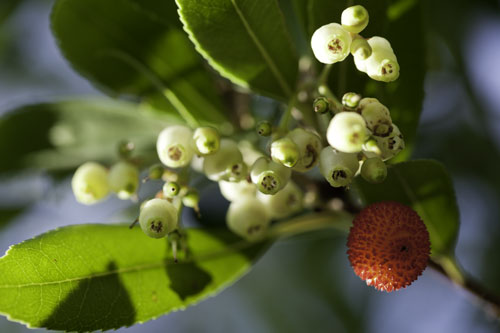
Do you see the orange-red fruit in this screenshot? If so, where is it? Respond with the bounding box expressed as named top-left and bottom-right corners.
top-left (347, 201), bottom-right (430, 292)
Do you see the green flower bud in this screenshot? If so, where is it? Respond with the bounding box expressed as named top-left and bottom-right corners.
top-left (319, 147), bottom-right (359, 187)
top-left (362, 138), bottom-right (382, 156)
top-left (350, 37), bottom-right (372, 60)
top-left (341, 5), bottom-right (369, 33)
top-left (203, 139), bottom-right (247, 182)
top-left (359, 98), bottom-right (393, 137)
top-left (148, 163), bottom-right (164, 180)
top-left (342, 92), bottom-right (362, 109)
top-left (311, 23), bottom-right (352, 64)
top-left (376, 124), bottom-right (405, 160)
top-left (108, 161), bottom-right (139, 200)
top-left (182, 189), bottom-right (200, 209)
top-left (226, 196), bottom-right (271, 241)
top-left (287, 128), bottom-right (323, 172)
top-left (354, 36), bottom-right (399, 82)
top-left (193, 126), bottom-right (220, 156)
top-left (256, 121), bottom-right (272, 136)
top-left (258, 181), bottom-right (303, 219)
top-left (117, 140), bottom-right (135, 159)
top-left (219, 179), bottom-right (256, 202)
top-left (250, 157), bottom-right (291, 195)
top-left (327, 112), bottom-right (368, 153)
top-left (361, 157), bottom-right (387, 184)
top-left (139, 198), bottom-right (178, 238)
top-left (163, 181), bottom-right (180, 197)
top-left (157, 125), bottom-right (195, 168)
top-left (71, 162), bottom-right (110, 205)
top-left (270, 137), bottom-right (300, 168)
top-left (313, 97), bottom-right (331, 114)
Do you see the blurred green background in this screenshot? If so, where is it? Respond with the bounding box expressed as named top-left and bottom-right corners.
top-left (1, 0), bottom-right (500, 332)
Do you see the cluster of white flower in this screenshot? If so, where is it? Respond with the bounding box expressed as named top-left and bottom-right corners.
top-left (311, 5), bottom-right (400, 82)
top-left (70, 5), bottom-right (404, 244)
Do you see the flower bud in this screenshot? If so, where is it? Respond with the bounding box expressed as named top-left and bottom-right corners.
top-left (327, 112), bottom-right (368, 153)
top-left (250, 157), bottom-right (291, 195)
top-left (256, 121), bottom-right (272, 136)
top-left (319, 147), bottom-right (359, 187)
top-left (157, 125), bottom-right (195, 168)
top-left (71, 162), bottom-right (110, 205)
top-left (117, 140), bottom-right (135, 159)
top-left (108, 161), bottom-right (139, 200)
top-left (350, 37), bottom-right (372, 60)
top-left (193, 126), bottom-right (220, 156)
top-left (163, 181), bottom-right (180, 197)
top-left (342, 92), bottom-right (362, 109)
top-left (362, 138), bottom-right (382, 156)
top-left (361, 157), bottom-right (387, 184)
top-left (226, 196), bottom-right (271, 241)
top-left (270, 137), bottom-right (300, 168)
top-left (287, 128), bottom-right (322, 172)
top-left (148, 163), bottom-right (164, 180)
top-left (341, 5), bottom-right (369, 33)
top-left (139, 198), bottom-right (178, 238)
top-left (311, 23), bottom-right (352, 64)
top-left (182, 189), bottom-right (200, 209)
top-left (359, 98), bottom-right (393, 137)
top-left (313, 97), bottom-right (331, 114)
top-left (376, 124), bottom-right (405, 160)
top-left (219, 179), bottom-right (256, 202)
top-left (354, 37), bottom-right (399, 82)
top-left (258, 181), bottom-right (303, 219)
top-left (203, 139), bottom-right (247, 182)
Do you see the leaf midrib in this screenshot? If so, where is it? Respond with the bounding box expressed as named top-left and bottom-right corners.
top-left (230, 0), bottom-right (293, 97)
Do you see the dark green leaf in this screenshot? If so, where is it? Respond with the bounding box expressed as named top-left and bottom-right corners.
top-left (307, 0), bottom-right (425, 161)
top-left (51, 0), bottom-right (227, 125)
top-left (0, 0), bottom-right (21, 24)
top-left (353, 160), bottom-right (459, 259)
top-left (0, 224), bottom-right (263, 331)
top-left (0, 99), bottom-right (176, 173)
top-left (177, 0), bottom-right (298, 101)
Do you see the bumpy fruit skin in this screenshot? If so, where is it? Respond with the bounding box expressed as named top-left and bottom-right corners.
top-left (139, 198), bottom-right (178, 238)
top-left (71, 162), bottom-right (110, 205)
top-left (226, 196), bottom-right (271, 241)
top-left (347, 201), bottom-right (430, 292)
top-left (157, 125), bottom-right (195, 168)
top-left (311, 23), bottom-right (352, 64)
top-left (108, 161), bottom-right (139, 200)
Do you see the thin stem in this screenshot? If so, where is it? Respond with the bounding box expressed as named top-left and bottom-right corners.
top-left (318, 84), bottom-right (343, 113)
top-left (319, 64), bottom-right (333, 86)
top-left (429, 258), bottom-right (500, 318)
top-left (268, 211), bottom-right (353, 238)
top-left (278, 95), bottom-right (297, 132)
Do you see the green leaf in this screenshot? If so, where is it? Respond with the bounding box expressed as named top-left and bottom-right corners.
top-left (353, 160), bottom-right (459, 259)
top-left (177, 0), bottom-right (299, 101)
top-left (0, 0), bottom-right (21, 24)
top-left (0, 224), bottom-right (263, 331)
top-left (0, 99), bottom-right (175, 173)
top-left (307, 0), bottom-right (426, 161)
top-left (51, 0), bottom-right (227, 125)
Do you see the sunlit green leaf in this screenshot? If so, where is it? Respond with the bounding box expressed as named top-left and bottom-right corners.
top-left (0, 224), bottom-right (263, 331)
top-left (51, 0), bottom-right (227, 125)
top-left (177, 0), bottom-right (298, 101)
top-left (353, 160), bottom-right (459, 259)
